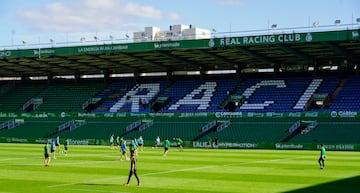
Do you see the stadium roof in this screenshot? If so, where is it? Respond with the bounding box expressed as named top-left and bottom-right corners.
top-left (0, 29), bottom-right (359, 77)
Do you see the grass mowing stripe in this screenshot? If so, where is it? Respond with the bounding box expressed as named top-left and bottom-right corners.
top-left (53, 187), bottom-right (130, 193)
top-left (0, 158), bottom-right (26, 162)
top-left (48, 155), bottom-right (306, 189)
top-left (1, 143), bottom-right (359, 193)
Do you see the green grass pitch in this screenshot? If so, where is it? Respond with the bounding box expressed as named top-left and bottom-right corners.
top-left (0, 143), bottom-right (359, 193)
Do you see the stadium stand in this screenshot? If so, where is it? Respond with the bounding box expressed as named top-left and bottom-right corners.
top-left (109, 81), bottom-right (169, 113)
top-left (93, 81), bottom-right (169, 113)
top-left (124, 117), bottom-right (210, 141)
top-left (1, 76), bottom-right (360, 145)
top-left (330, 76), bottom-right (360, 110)
top-left (160, 79), bottom-right (238, 113)
top-left (92, 82), bottom-right (136, 113)
top-left (0, 118), bottom-right (72, 138)
top-left (1, 27), bottom-right (360, 147)
top-left (235, 77), bottom-right (313, 112)
top-left (59, 118), bottom-right (139, 139)
top-left (0, 83), bottom-right (46, 112)
top-left (33, 83), bottom-right (104, 112)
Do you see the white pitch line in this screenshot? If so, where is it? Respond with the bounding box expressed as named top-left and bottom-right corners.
top-left (48, 155), bottom-right (306, 189)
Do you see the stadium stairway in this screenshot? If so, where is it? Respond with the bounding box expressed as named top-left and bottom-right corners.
top-left (44, 119), bottom-right (86, 138)
top-left (289, 121), bottom-right (360, 143)
top-left (192, 120), bottom-right (231, 141)
top-left (281, 120), bottom-right (318, 142)
top-left (0, 119), bottom-right (25, 130)
top-left (196, 120), bottom-right (293, 143)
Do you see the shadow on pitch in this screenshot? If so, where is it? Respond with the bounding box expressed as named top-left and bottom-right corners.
top-left (284, 176), bottom-right (360, 193)
top-left (79, 183), bottom-right (116, 186)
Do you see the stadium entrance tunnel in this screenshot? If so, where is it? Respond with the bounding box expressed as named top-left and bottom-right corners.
top-left (224, 95), bottom-right (246, 112)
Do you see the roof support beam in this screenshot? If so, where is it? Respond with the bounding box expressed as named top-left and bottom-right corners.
top-left (194, 49), bottom-right (236, 66)
top-left (321, 41), bottom-right (358, 62)
top-left (85, 54), bottom-right (138, 71)
top-left (13, 58), bottom-right (53, 75)
top-left (118, 52), bottom-right (168, 71)
top-left (235, 47), bottom-right (275, 64)
top-left (56, 55), bottom-right (103, 73)
top-left (276, 44), bottom-right (315, 63)
top-left (155, 50), bottom-right (198, 71)
top-left (34, 58), bottom-right (80, 75)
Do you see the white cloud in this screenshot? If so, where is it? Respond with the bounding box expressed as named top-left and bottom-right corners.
top-left (216, 0), bottom-right (242, 6)
top-left (16, 0), bottom-right (181, 33)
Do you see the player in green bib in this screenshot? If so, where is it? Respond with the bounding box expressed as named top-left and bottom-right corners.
top-left (130, 139), bottom-right (137, 156)
top-left (44, 142), bottom-right (50, 166)
top-left (63, 138), bottom-right (69, 155)
top-left (318, 144), bottom-right (327, 169)
top-left (175, 137), bottom-right (183, 152)
top-left (163, 138), bottom-right (170, 157)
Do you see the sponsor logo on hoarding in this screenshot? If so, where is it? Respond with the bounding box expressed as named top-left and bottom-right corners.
top-left (331, 111), bottom-right (357, 118)
top-left (275, 144), bottom-right (303, 149)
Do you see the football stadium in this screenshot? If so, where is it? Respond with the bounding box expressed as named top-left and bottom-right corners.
top-left (1, 22), bottom-right (360, 193)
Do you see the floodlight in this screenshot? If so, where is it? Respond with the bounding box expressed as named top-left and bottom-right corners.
top-left (94, 36), bottom-right (99, 41)
top-left (49, 39), bottom-right (55, 47)
top-left (313, 21), bottom-right (319, 27)
top-left (334, 19), bottom-right (341, 25)
top-left (271, 24), bottom-right (277, 29)
top-left (125, 34), bottom-right (130, 38)
top-left (357, 18), bottom-right (360, 23)
top-left (80, 37), bottom-right (86, 43)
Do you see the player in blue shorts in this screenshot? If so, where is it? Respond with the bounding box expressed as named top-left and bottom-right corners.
top-left (120, 140), bottom-right (129, 161)
top-left (50, 139), bottom-right (56, 159)
top-left (55, 136), bottom-right (61, 152)
top-left (110, 134), bottom-right (115, 149)
top-left (154, 136), bottom-right (160, 148)
top-left (137, 136), bottom-right (144, 151)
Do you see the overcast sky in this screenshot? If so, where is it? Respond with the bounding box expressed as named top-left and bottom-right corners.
top-left (0, 0), bottom-right (359, 47)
